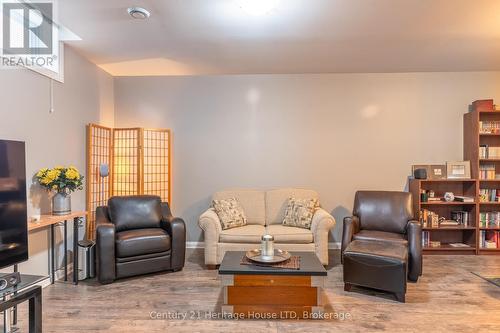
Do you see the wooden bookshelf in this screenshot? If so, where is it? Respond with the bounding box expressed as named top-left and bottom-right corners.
top-left (409, 179), bottom-right (478, 255)
top-left (464, 104), bottom-right (500, 254)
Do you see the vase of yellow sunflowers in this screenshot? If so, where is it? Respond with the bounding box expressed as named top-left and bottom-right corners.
top-left (35, 166), bottom-right (84, 216)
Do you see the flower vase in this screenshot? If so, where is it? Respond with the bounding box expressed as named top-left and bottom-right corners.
top-left (52, 192), bottom-right (71, 216)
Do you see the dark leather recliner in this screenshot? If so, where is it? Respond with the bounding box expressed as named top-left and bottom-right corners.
top-left (341, 191), bottom-right (422, 282)
top-left (96, 195), bottom-right (186, 284)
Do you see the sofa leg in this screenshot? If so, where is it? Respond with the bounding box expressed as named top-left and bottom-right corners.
top-left (344, 283), bottom-right (352, 292)
top-left (395, 292), bottom-right (405, 303)
top-left (206, 264), bottom-right (218, 270)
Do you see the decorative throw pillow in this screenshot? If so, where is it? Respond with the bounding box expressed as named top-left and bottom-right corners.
top-left (212, 197), bottom-right (247, 230)
top-left (282, 197), bottom-right (319, 229)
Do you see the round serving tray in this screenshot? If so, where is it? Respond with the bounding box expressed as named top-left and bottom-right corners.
top-left (245, 249), bottom-right (291, 264)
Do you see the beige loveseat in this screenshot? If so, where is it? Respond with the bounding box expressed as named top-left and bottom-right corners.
top-left (198, 188), bottom-right (336, 266)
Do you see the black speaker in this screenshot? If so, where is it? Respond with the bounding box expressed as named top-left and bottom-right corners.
top-left (0, 272), bottom-right (21, 291)
top-left (414, 168), bottom-right (427, 179)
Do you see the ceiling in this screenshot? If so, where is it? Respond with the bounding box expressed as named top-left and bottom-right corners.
top-left (59, 0), bottom-right (500, 76)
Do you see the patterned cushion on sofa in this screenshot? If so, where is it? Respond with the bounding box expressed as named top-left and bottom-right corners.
top-left (282, 197), bottom-right (319, 229)
top-left (212, 197), bottom-right (247, 230)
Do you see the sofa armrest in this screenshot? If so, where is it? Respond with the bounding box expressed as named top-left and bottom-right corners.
top-left (311, 208), bottom-right (335, 240)
top-left (95, 206), bottom-right (116, 284)
top-left (406, 220), bottom-right (422, 282)
top-left (198, 208), bottom-right (222, 265)
top-left (311, 208), bottom-right (335, 265)
top-left (161, 203), bottom-right (186, 271)
top-left (341, 216), bottom-right (360, 263)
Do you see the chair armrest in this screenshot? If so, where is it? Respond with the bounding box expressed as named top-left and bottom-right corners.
top-left (406, 220), bottom-right (422, 281)
top-left (198, 208), bottom-right (222, 265)
top-left (161, 203), bottom-right (186, 270)
top-left (95, 206), bottom-right (116, 284)
top-left (341, 216), bottom-right (360, 262)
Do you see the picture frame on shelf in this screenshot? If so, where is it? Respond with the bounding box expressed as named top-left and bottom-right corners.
top-left (446, 161), bottom-right (471, 179)
top-left (429, 164), bottom-right (446, 180)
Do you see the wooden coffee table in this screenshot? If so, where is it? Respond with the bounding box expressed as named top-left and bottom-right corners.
top-left (219, 251), bottom-right (327, 319)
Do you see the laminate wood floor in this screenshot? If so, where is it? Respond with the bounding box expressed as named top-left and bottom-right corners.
top-left (5, 249), bottom-right (500, 333)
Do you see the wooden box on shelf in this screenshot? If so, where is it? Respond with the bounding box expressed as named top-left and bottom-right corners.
top-left (464, 105), bottom-right (500, 254)
top-left (409, 179), bottom-right (477, 255)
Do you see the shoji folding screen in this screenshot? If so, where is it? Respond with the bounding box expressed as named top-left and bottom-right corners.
top-left (86, 124), bottom-right (171, 239)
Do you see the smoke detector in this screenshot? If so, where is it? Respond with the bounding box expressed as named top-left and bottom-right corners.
top-left (127, 7), bottom-right (151, 19)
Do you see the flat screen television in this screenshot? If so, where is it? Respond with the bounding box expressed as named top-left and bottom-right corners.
top-left (0, 140), bottom-right (28, 269)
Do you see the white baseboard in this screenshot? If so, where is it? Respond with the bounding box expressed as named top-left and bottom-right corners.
top-left (328, 242), bottom-right (341, 249)
top-left (186, 241), bottom-right (341, 249)
top-left (186, 241), bottom-right (204, 249)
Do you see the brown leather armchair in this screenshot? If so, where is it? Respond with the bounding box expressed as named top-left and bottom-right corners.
top-left (96, 195), bottom-right (186, 284)
top-left (341, 191), bottom-right (422, 282)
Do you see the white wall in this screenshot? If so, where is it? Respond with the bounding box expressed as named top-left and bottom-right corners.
top-left (0, 45), bottom-right (114, 275)
top-left (113, 72), bottom-right (500, 242)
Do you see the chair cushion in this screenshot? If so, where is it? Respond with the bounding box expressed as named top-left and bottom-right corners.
top-left (267, 225), bottom-right (314, 244)
top-left (344, 240), bottom-right (408, 263)
top-left (212, 197), bottom-right (247, 230)
top-left (213, 190), bottom-right (265, 225)
top-left (109, 195), bottom-right (162, 232)
top-left (353, 230), bottom-right (408, 245)
top-left (219, 225), bottom-right (266, 243)
top-left (266, 188), bottom-right (320, 225)
top-left (116, 228), bottom-right (171, 258)
top-left (282, 197), bottom-right (319, 229)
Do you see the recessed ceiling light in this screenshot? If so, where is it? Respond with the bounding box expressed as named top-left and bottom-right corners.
top-left (127, 7), bottom-right (151, 20)
top-left (238, 0), bottom-right (280, 15)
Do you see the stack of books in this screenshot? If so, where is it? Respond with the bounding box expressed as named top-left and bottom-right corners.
top-left (479, 164), bottom-right (496, 179)
top-left (479, 145), bottom-right (500, 159)
top-left (479, 189), bottom-right (500, 202)
top-left (479, 121), bottom-right (500, 134)
top-left (479, 212), bottom-right (500, 228)
top-left (480, 230), bottom-right (500, 249)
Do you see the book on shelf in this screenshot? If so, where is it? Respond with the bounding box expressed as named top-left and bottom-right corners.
top-left (454, 196), bottom-right (474, 203)
top-left (479, 189), bottom-right (500, 202)
top-left (419, 209), bottom-right (439, 228)
top-left (479, 120), bottom-right (500, 134)
top-left (422, 231), bottom-right (430, 247)
top-left (479, 145), bottom-right (500, 159)
top-left (479, 212), bottom-right (500, 228)
top-left (479, 164), bottom-right (497, 180)
top-left (480, 230), bottom-right (500, 249)
top-left (420, 209), bottom-right (470, 227)
top-left (450, 211), bottom-right (470, 227)
top-left (427, 197), bottom-right (442, 202)
top-left (480, 145), bottom-right (489, 158)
